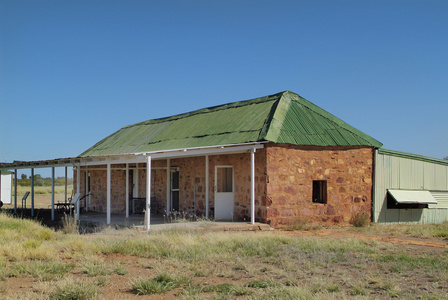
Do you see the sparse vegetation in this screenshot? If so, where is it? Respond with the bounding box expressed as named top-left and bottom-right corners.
top-left (7, 183), bottom-right (74, 209)
top-left (350, 211), bottom-right (370, 227)
top-left (283, 217), bottom-right (323, 231)
top-left (61, 213), bottom-right (78, 234)
top-left (349, 221), bottom-right (448, 239)
top-left (130, 273), bottom-right (190, 295)
top-left (1, 211), bottom-right (448, 299)
top-left (48, 277), bottom-right (99, 300)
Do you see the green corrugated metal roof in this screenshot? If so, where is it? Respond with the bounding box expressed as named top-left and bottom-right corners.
top-left (80, 91), bottom-right (382, 157)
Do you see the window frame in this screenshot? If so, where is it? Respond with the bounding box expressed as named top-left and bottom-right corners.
top-left (312, 180), bottom-right (327, 204)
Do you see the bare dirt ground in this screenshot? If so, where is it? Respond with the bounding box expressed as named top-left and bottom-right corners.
top-left (2, 224), bottom-right (448, 299)
top-left (286, 229), bottom-right (448, 249)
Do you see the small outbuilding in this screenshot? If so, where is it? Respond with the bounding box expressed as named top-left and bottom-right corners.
top-left (373, 149), bottom-right (448, 224)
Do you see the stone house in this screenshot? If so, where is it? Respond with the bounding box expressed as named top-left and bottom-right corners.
top-left (73, 90), bottom-right (382, 228)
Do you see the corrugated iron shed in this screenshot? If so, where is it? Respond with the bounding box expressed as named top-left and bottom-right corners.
top-left (80, 91), bottom-right (382, 157)
top-left (378, 148), bottom-right (448, 166)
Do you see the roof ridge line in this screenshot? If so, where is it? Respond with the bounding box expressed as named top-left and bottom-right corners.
top-left (286, 92), bottom-right (382, 146)
top-left (257, 91), bottom-right (288, 141)
top-left (260, 92), bottom-right (292, 142)
top-left (124, 92), bottom-right (285, 130)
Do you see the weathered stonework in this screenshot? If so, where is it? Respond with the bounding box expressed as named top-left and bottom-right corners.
top-left (73, 144), bottom-right (373, 228)
top-left (264, 144), bottom-right (373, 227)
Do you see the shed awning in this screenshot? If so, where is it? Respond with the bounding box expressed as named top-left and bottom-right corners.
top-left (387, 189), bottom-right (438, 205)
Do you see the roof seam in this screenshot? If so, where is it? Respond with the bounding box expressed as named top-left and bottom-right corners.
top-left (80, 129), bottom-right (263, 156)
top-left (287, 93), bottom-right (381, 147)
top-left (140, 129), bottom-right (262, 147)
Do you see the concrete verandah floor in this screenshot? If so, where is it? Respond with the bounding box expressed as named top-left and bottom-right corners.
top-left (78, 211), bottom-right (272, 231)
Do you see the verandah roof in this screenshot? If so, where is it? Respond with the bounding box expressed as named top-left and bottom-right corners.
top-left (80, 91), bottom-right (382, 157)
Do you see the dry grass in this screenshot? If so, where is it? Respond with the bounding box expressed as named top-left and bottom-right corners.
top-left (347, 221), bottom-right (448, 239)
top-left (7, 184), bottom-right (74, 209)
top-left (1, 212), bottom-right (448, 299)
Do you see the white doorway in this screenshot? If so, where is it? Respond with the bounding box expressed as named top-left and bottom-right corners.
top-left (214, 166), bottom-right (234, 220)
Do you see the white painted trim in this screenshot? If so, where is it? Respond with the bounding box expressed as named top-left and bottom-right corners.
top-left (14, 169), bottom-right (17, 214)
top-left (76, 163), bottom-right (81, 221)
top-left (133, 142), bottom-right (266, 157)
top-left (126, 164), bottom-right (129, 218)
top-left (142, 144), bottom-right (265, 160)
top-left (205, 155), bottom-right (209, 219)
top-left (166, 159), bottom-right (170, 215)
top-left (107, 163), bottom-right (111, 225)
top-left (64, 167), bottom-right (67, 211)
top-left (145, 156), bottom-right (151, 231)
top-left (31, 168), bottom-right (35, 217)
top-left (250, 148), bottom-right (256, 224)
top-left (77, 166), bottom-right (167, 171)
top-left (135, 164), bottom-right (139, 198)
top-left (85, 167), bottom-right (89, 211)
top-left (51, 167), bottom-right (55, 221)
top-left (0, 143), bottom-right (265, 170)
top-left (78, 143), bottom-right (265, 166)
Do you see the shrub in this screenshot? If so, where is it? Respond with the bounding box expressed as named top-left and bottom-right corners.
top-left (61, 214), bottom-right (78, 234)
top-left (114, 264), bottom-right (128, 275)
top-left (129, 273), bottom-right (184, 295)
top-left (351, 212), bottom-right (370, 227)
top-left (49, 278), bottom-right (99, 300)
top-left (246, 280), bottom-right (278, 288)
top-left (81, 257), bottom-right (110, 277)
top-left (12, 261), bottom-right (75, 281)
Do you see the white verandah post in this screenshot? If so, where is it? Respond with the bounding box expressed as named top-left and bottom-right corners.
top-left (205, 155), bottom-right (209, 219)
top-left (145, 156), bottom-right (152, 231)
top-left (126, 163), bottom-right (129, 218)
top-left (76, 164), bottom-right (81, 221)
top-left (250, 148), bottom-right (256, 224)
top-left (31, 168), bottom-right (34, 217)
top-left (14, 169), bottom-right (17, 215)
top-left (64, 167), bottom-right (67, 206)
top-left (85, 167), bottom-right (89, 211)
top-left (107, 163), bottom-right (111, 225)
top-left (166, 158), bottom-right (170, 215)
top-left (51, 167), bottom-right (55, 221)
top-left (135, 164), bottom-right (139, 197)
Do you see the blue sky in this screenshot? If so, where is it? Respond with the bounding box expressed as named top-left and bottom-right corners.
top-left (1, 0), bottom-right (447, 177)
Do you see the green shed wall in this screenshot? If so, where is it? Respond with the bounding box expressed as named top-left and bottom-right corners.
top-left (374, 150), bottom-right (448, 224)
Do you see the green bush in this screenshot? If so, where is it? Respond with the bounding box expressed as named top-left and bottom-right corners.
top-left (130, 273), bottom-right (182, 295)
top-left (351, 212), bottom-right (370, 227)
top-left (49, 278), bottom-right (99, 300)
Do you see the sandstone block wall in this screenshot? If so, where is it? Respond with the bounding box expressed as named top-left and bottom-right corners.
top-left (265, 144), bottom-right (374, 227)
top-left (73, 144), bottom-right (373, 227)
